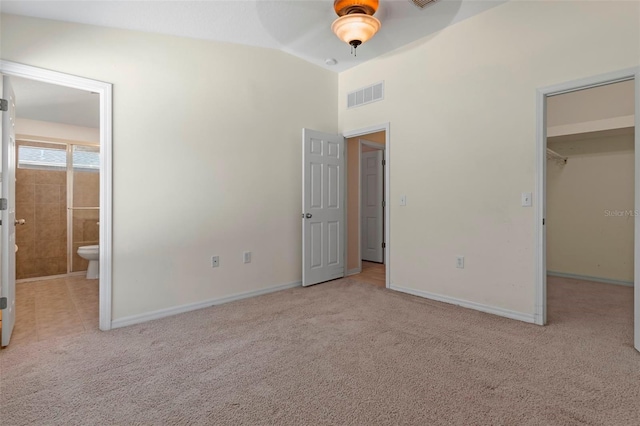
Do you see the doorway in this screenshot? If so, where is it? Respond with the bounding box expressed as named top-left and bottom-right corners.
top-left (0, 61), bottom-right (113, 346)
top-left (536, 68), bottom-right (639, 352)
top-left (344, 124), bottom-right (390, 289)
top-left (300, 123), bottom-right (390, 289)
top-left (346, 133), bottom-right (386, 287)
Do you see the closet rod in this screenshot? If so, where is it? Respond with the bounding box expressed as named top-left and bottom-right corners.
top-left (546, 148), bottom-right (567, 164)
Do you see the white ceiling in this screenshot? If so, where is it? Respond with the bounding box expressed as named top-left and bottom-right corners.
top-left (10, 77), bottom-right (100, 128)
top-left (1, 0), bottom-right (505, 73)
top-left (3, 0), bottom-right (504, 128)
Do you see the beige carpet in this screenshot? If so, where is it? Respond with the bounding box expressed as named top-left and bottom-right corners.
top-left (1, 276), bottom-right (638, 425)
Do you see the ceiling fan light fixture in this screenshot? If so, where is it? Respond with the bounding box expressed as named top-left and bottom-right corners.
top-left (331, 13), bottom-right (381, 51)
top-left (334, 0), bottom-right (379, 16)
top-left (332, 0), bottom-right (381, 54)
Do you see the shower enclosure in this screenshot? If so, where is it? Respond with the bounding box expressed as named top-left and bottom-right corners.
top-left (15, 139), bottom-right (100, 280)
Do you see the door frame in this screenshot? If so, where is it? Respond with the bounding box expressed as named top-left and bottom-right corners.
top-left (358, 139), bottom-right (385, 269)
top-left (343, 123), bottom-right (390, 288)
top-left (535, 68), bottom-right (639, 346)
top-left (0, 60), bottom-right (114, 331)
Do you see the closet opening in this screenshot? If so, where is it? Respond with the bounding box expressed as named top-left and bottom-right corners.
top-left (544, 78), bottom-right (635, 346)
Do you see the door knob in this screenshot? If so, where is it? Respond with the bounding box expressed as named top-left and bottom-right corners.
top-left (305, 213), bottom-right (312, 218)
top-left (15, 219), bottom-right (26, 226)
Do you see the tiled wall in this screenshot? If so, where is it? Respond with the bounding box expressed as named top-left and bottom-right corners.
top-left (16, 167), bottom-right (68, 279)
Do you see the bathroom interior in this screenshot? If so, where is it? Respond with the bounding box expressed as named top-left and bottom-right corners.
top-left (8, 76), bottom-right (101, 343)
top-left (16, 141), bottom-right (100, 280)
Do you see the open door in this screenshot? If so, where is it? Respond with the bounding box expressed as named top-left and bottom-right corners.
top-left (302, 129), bottom-right (345, 286)
top-left (361, 149), bottom-right (384, 263)
top-left (1, 75), bottom-right (17, 347)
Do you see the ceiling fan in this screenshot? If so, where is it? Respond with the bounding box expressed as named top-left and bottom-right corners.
top-left (330, 0), bottom-right (438, 55)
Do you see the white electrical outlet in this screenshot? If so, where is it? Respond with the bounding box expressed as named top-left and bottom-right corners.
top-left (243, 251), bottom-right (251, 264)
top-left (211, 256), bottom-right (220, 268)
top-left (456, 256), bottom-right (465, 269)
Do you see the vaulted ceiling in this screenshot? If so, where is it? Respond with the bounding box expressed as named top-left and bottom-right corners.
top-left (2, 0), bottom-right (504, 72)
top-left (3, 0), bottom-right (504, 128)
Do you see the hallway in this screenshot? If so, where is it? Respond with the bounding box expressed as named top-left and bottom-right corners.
top-left (352, 261), bottom-right (385, 287)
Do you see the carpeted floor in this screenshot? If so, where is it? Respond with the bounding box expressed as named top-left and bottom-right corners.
top-left (1, 276), bottom-right (638, 425)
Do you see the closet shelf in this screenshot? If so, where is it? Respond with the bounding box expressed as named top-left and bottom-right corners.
top-left (547, 148), bottom-right (567, 164)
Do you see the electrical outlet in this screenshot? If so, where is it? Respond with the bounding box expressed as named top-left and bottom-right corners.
top-left (456, 256), bottom-right (464, 269)
top-left (243, 251), bottom-right (251, 264)
top-left (211, 256), bottom-right (220, 268)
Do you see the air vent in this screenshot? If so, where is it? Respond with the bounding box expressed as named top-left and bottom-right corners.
top-left (410, 0), bottom-right (437, 9)
top-left (347, 81), bottom-right (384, 109)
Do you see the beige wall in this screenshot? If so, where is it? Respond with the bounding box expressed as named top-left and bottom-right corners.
top-left (547, 130), bottom-right (634, 283)
top-left (338, 1), bottom-right (639, 317)
top-left (1, 14), bottom-right (337, 321)
top-left (547, 80), bottom-right (635, 137)
top-left (547, 80), bottom-right (635, 128)
top-left (360, 131), bottom-right (385, 145)
top-left (347, 131), bottom-right (385, 271)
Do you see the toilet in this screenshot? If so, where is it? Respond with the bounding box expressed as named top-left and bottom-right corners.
top-left (77, 245), bottom-right (99, 279)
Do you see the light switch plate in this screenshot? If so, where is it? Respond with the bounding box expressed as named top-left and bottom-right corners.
top-left (400, 195), bottom-right (407, 206)
top-left (521, 192), bottom-right (532, 207)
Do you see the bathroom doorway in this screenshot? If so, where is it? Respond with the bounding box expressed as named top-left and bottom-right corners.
top-left (1, 61), bottom-right (113, 347)
top-left (4, 76), bottom-right (102, 344)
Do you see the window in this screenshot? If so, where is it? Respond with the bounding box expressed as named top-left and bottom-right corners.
top-left (73, 146), bottom-right (100, 172)
top-left (18, 145), bottom-right (100, 172)
top-left (18, 145), bottom-right (66, 170)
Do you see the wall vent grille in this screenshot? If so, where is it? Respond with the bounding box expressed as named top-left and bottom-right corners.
top-left (410, 0), bottom-right (437, 9)
top-left (347, 81), bottom-right (384, 109)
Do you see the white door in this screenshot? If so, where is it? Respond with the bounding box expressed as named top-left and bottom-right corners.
top-left (1, 75), bottom-right (17, 347)
top-left (302, 129), bottom-right (345, 286)
top-left (361, 149), bottom-right (383, 263)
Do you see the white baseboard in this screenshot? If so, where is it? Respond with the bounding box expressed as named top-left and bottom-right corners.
top-left (390, 284), bottom-right (536, 324)
top-left (346, 268), bottom-right (362, 276)
top-left (111, 281), bottom-right (302, 329)
top-left (547, 271), bottom-right (633, 287)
